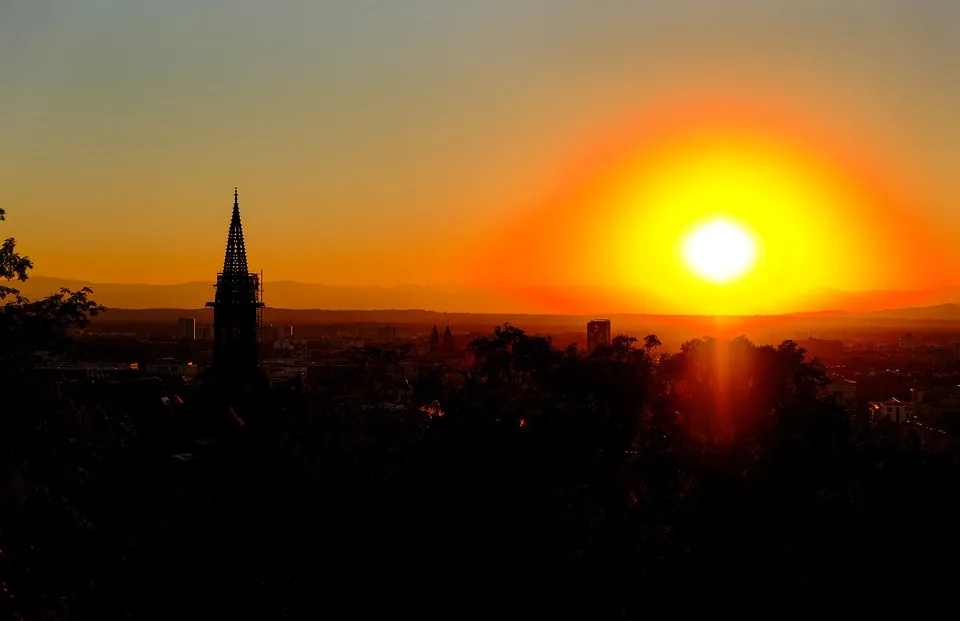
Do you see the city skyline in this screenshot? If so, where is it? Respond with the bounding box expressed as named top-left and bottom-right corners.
top-left (4, 1), bottom-right (960, 315)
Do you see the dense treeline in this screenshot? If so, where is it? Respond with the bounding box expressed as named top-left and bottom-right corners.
top-left (4, 208), bottom-right (960, 618)
top-left (4, 320), bottom-right (960, 617)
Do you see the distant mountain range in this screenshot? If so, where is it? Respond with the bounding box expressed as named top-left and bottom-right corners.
top-left (859, 303), bottom-right (960, 321)
top-left (12, 275), bottom-right (960, 319)
top-left (18, 276), bottom-right (590, 314)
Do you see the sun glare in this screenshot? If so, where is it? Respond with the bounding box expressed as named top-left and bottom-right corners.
top-left (679, 215), bottom-right (759, 285)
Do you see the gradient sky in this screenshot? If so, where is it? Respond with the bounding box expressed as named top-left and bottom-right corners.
top-left (3, 0), bottom-right (960, 311)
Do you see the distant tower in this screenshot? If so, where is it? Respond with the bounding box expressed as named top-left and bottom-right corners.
top-left (587, 319), bottom-right (612, 351)
top-left (442, 323), bottom-right (455, 353)
top-left (429, 323), bottom-right (441, 353)
top-left (206, 189), bottom-right (264, 383)
top-left (377, 325), bottom-right (397, 342)
top-left (178, 317), bottom-right (196, 340)
top-left (900, 333), bottom-right (919, 350)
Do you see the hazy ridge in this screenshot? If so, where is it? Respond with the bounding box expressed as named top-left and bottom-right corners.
top-left (17, 275), bottom-right (960, 319)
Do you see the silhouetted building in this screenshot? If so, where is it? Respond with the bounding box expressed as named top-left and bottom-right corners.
top-left (196, 325), bottom-right (212, 341)
top-left (205, 189), bottom-right (265, 387)
top-left (827, 375), bottom-right (857, 412)
top-left (260, 324), bottom-right (279, 343)
top-left (868, 398), bottom-right (911, 424)
top-left (36, 362), bottom-right (140, 381)
top-left (377, 325), bottom-right (397, 342)
top-left (587, 319), bottom-right (611, 351)
top-left (429, 324), bottom-right (441, 353)
top-left (914, 386), bottom-right (960, 421)
top-left (144, 360), bottom-right (199, 378)
top-left (279, 324), bottom-right (294, 338)
top-left (178, 317), bottom-right (196, 340)
top-left (901, 333), bottom-right (921, 350)
top-left (442, 324), bottom-right (456, 353)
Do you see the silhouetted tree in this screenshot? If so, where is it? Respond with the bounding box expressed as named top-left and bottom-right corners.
top-left (0, 208), bottom-right (108, 620)
top-left (643, 333), bottom-right (662, 351)
top-left (611, 334), bottom-right (637, 360)
top-left (0, 207), bottom-right (33, 301)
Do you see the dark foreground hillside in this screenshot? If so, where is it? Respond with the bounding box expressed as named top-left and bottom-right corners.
top-left (3, 312), bottom-right (960, 619)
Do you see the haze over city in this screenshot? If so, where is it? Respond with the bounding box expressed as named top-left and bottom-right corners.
top-left (4, 0), bottom-right (960, 315)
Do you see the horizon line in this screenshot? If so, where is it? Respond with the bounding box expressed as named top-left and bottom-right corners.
top-left (89, 306), bottom-right (960, 323)
top-left (26, 274), bottom-right (960, 296)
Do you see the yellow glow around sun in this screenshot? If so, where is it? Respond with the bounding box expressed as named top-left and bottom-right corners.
top-left (679, 215), bottom-right (759, 284)
top-left (600, 133), bottom-right (868, 314)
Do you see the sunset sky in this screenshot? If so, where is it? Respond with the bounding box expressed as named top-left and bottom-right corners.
top-left (3, 0), bottom-right (960, 313)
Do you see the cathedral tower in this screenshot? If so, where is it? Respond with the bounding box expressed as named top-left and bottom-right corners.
top-left (206, 189), bottom-right (264, 382)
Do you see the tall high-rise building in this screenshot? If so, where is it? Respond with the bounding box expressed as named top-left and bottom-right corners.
top-left (377, 325), bottom-right (397, 342)
top-left (178, 317), bottom-right (196, 340)
top-left (205, 189), bottom-right (264, 383)
top-left (587, 319), bottom-right (612, 351)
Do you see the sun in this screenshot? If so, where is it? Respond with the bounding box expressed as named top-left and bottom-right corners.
top-left (678, 215), bottom-right (759, 285)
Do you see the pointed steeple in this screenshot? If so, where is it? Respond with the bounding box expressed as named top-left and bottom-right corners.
top-left (442, 323), bottom-right (454, 352)
top-left (429, 323), bottom-right (441, 352)
top-left (206, 187), bottom-right (266, 396)
top-left (222, 187), bottom-right (250, 276)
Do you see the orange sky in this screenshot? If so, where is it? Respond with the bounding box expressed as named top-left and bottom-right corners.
top-left (4, 1), bottom-right (960, 313)
top-left (465, 97), bottom-right (959, 314)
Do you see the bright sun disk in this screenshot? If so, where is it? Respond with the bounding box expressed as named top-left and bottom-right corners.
top-left (679, 216), bottom-right (759, 285)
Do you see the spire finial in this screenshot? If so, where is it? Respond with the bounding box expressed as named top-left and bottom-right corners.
top-left (234, 187), bottom-right (238, 205)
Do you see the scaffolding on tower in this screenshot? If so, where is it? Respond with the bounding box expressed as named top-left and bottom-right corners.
top-left (206, 188), bottom-right (265, 374)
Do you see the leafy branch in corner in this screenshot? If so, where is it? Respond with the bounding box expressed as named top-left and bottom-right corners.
top-left (0, 208), bottom-right (35, 300)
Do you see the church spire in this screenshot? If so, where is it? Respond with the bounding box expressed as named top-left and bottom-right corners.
top-left (429, 322), bottom-right (441, 353)
top-left (206, 187), bottom-right (265, 394)
top-left (222, 187), bottom-right (250, 276)
top-left (442, 323), bottom-right (455, 353)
